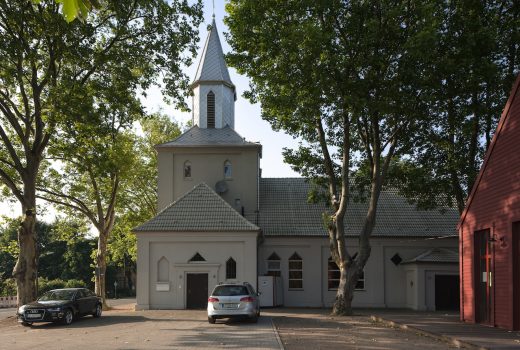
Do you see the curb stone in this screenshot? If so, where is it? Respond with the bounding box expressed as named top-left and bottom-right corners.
top-left (271, 318), bottom-right (285, 350)
top-left (370, 315), bottom-right (486, 350)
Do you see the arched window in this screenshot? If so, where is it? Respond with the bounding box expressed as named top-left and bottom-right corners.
top-left (157, 257), bottom-right (169, 282)
top-left (207, 91), bottom-right (215, 128)
top-left (224, 160), bottom-right (232, 179)
top-left (288, 252), bottom-right (303, 289)
top-left (327, 257), bottom-right (340, 290)
top-left (327, 257), bottom-right (365, 290)
top-left (266, 252), bottom-right (281, 277)
top-left (184, 160), bottom-right (192, 179)
top-left (226, 257), bottom-right (236, 279)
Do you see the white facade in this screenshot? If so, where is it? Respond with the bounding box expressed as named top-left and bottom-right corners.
top-left (136, 231), bottom-right (257, 310)
top-left (258, 237), bottom-right (458, 310)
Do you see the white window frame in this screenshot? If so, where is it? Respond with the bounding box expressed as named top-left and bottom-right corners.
top-left (288, 252), bottom-right (303, 290)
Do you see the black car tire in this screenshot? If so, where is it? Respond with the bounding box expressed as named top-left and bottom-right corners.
top-left (21, 322), bottom-right (32, 327)
top-left (93, 304), bottom-right (102, 318)
top-left (63, 309), bottom-right (74, 325)
top-left (208, 316), bottom-right (216, 324)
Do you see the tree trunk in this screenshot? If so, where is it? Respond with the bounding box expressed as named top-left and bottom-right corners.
top-left (95, 228), bottom-right (109, 310)
top-left (332, 261), bottom-right (359, 316)
top-left (12, 198), bottom-right (38, 306)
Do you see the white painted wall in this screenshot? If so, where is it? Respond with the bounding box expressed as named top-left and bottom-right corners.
top-left (258, 236), bottom-right (459, 309)
top-left (136, 231), bottom-right (258, 310)
top-left (157, 147), bottom-right (260, 215)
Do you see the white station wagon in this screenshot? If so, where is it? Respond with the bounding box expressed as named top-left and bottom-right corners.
top-left (207, 282), bottom-right (260, 323)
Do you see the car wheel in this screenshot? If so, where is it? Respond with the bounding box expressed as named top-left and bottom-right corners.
top-left (93, 304), bottom-right (102, 318)
top-left (208, 316), bottom-right (216, 324)
top-left (21, 322), bottom-right (32, 327)
top-left (63, 309), bottom-right (74, 325)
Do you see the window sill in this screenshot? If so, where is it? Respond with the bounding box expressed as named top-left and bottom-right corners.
top-left (184, 177), bottom-right (193, 181)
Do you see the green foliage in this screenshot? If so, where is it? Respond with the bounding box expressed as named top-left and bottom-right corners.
top-left (37, 277), bottom-right (88, 295)
top-left (388, 1), bottom-right (519, 213)
top-left (0, 278), bottom-right (16, 296)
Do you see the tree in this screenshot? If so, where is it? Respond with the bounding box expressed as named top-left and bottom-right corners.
top-left (0, 0), bottom-right (202, 305)
top-left (226, 0), bottom-right (430, 314)
top-left (391, 1), bottom-right (519, 213)
top-left (107, 113), bottom-right (182, 294)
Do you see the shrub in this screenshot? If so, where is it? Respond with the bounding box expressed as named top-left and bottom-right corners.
top-left (38, 278), bottom-right (87, 296)
top-left (0, 278), bottom-right (16, 296)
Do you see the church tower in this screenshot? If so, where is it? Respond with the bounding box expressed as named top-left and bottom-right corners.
top-left (191, 18), bottom-right (236, 129)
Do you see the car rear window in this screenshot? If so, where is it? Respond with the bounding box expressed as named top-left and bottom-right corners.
top-left (212, 285), bottom-right (249, 296)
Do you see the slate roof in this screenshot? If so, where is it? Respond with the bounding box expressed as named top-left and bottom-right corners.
top-left (192, 18), bottom-right (234, 89)
top-left (134, 183), bottom-right (259, 232)
top-left (256, 178), bottom-right (459, 238)
top-left (156, 126), bottom-right (261, 148)
top-left (402, 248), bottom-right (459, 264)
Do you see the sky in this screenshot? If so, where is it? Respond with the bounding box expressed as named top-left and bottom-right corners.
top-left (142, 0), bottom-right (300, 179)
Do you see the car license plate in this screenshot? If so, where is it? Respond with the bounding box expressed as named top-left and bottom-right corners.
top-left (26, 313), bottom-right (42, 319)
top-left (221, 303), bottom-right (238, 309)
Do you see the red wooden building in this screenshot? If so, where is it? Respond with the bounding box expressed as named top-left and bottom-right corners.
top-left (459, 73), bottom-right (520, 330)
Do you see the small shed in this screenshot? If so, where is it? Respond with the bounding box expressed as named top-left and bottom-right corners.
top-left (459, 73), bottom-right (520, 330)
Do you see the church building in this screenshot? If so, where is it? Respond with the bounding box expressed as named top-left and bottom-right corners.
top-left (134, 20), bottom-right (460, 311)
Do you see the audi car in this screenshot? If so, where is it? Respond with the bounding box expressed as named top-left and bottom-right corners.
top-left (17, 288), bottom-right (102, 326)
top-left (207, 282), bottom-right (260, 324)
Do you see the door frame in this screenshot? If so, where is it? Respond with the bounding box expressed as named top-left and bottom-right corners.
top-left (186, 272), bottom-right (209, 309)
top-left (474, 229), bottom-right (494, 325)
top-left (513, 222), bottom-right (520, 330)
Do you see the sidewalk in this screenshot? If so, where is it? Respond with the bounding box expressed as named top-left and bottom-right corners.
top-left (368, 309), bottom-right (520, 350)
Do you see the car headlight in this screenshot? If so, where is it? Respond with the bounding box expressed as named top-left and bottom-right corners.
top-left (47, 307), bottom-right (61, 312)
top-left (18, 305), bottom-right (26, 313)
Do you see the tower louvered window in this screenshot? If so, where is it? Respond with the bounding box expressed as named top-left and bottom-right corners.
top-left (207, 91), bottom-right (215, 128)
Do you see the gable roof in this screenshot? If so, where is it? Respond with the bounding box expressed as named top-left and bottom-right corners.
top-left (191, 18), bottom-right (234, 90)
top-left (156, 126), bottom-right (261, 148)
top-left (459, 73), bottom-right (520, 228)
top-left (134, 183), bottom-right (259, 232)
top-left (402, 248), bottom-right (459, 264)
top-left (256, 178), bottom-right (459, 238)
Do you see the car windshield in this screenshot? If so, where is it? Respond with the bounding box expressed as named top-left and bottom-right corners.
top-left (38, 290), bottom-right (76, 301)
top-left (212, 285), bottom-right (249, 296)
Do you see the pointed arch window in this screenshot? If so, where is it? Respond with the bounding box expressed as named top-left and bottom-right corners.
top-left (327, 257), bottom-right (365, 290)
top-left (189, 252), bottom-right (206, 262)
top-left (288, 252), bottom-right (303, 289)
top-left (157, 257), bottom-right (169, 282)
top-left (226, 257), bottom-right (237, 279)
top-left (266, 252), bottom-right (281, 277)
top-left (207, 91), bottom-right (215, 128)
top-left (224, 160), bottom-right (232, 179)
top-left (184, 160), bottom-right (192, 179)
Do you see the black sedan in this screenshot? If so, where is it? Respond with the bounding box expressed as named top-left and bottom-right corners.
top-left (17, 288), bottom-right (102, 326)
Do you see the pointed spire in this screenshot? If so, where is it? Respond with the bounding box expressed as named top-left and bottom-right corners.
top-left (191, 19), bottom-right (235, 91)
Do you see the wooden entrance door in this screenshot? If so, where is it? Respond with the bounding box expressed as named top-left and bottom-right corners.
top-left (474, 229), bottom-right (493, 324)
top-left (186, 273), bottom-right (208, 309)
top-left (513, 222), bottom-right (520, 330)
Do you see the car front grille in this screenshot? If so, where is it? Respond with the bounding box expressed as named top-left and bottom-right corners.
top-left (24, 309), bottom-right (45, 321)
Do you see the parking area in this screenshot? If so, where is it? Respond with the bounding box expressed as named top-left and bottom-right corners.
top-left (0, 309), bottom-right (282, 350)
